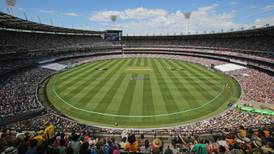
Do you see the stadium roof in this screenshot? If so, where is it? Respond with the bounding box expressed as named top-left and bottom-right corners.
top-left (0, 11), bottom-right (103, 35)
top-left (124, 25), bottom-right (274, 39)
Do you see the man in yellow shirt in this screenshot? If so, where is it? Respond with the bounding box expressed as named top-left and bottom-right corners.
top-left (33, 130), bottom-right (45, 145)
top-left (44, 122), bottom-right (55, 139)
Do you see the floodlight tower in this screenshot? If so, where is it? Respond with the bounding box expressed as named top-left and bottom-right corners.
top-left (183, 12), bottom-right (191, 34)
top-left (6, 0), bottom-right (16, 15)
top-left (110, 15), bottom-right (118, 30)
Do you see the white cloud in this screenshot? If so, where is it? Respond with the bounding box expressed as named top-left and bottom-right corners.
top-left (262, 4), bottom-right (274, 12)
top-left (88, 5), bottom-right (246, 35)
top-left (122, 7), bottom-right (167, 19)
top-left (198, 3), bottom-right (218, 12)
top-left (89, 7), bottom-right (167, 22)
top-left (89, 10), bottom-right (121, 22)
top-left (64, 12), bottom-right (80, 17)
top-left (255, 16), bottom-right (274, 26)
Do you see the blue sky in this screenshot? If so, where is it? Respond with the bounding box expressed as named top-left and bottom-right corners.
top-left (1, 0), bottom-right (274, 35)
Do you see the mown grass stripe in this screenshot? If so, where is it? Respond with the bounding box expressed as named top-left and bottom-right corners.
top-left (102, 58), bottom-right (136, 114)
top-left (187, 63), bottom-right (218, 78)
top-left (170, 60), bottom-right (217, 102)
top-left (146, 59), bottom-right (168, 115)
top-left (151, 58), bottom-right (179, 112)
top-left (129, 58), bottom-right (144, 115)
top-left (168, 61), bottom-right (211, 102)
top-left (156, 59), bottom-right (190, 109)
top-left (60, 60), bottom-right (110, 82)
top-left (58, 61), bottom-right (103, 81)
top-left (93, 59), bottom-right (136, 113)
top-left (76, 59), bottom-right (130, 108)
top-left (167, 60), bottom-right (216, 98)
top-left (142, 58), bottom-right (154, 116)
top-left (58, 60), bottom-right (117, 98)
top-left (128, 58), bottom-right (144, 125)
top-left (158, 59), bottom-right (193, 108)
top-left (56, 60), bottom-right (112, 93)
top-left (185, 63), bottom-right (221, 82)
top-left (188, 63), bottom-right (224, 91)
top-left (59, 61), bottom-right (117, 97)
top-left (184, 63), bottom-right (224, 94)
top-left (116, 58), bottom-right (139, 115)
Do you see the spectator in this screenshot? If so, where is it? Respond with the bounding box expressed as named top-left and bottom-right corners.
top-left (164, 145), bottom-right (173, 154)
top-left (140, 139), bottom-right (151, 154)
top-left (68, 133), bottom-right (80, 154)
top-left (124, 134), bottom-right (139, 152)
top-left (191, 139), bottom-right (208, 154)
top-left (151, 138), bottom-right (162, 154)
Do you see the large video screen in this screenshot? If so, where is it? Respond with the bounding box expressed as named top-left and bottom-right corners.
top-left (104, 30), bottom-right (122, 41)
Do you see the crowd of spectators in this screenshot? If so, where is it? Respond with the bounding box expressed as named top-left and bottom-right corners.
top-left (0, 68), bottom-right (53, 118)
top-left (0, 30), bottom-right (112, 52)
top-left (125, 46), bottom-right (273, 63)
top-left (1, 121), bottom-right (273, 153)
top-left (229, 69), bottom-right (273, 104)
top-left (6, 105), bottom-right (273, 135)
top-left (124, 36), bottom-right (274, 59)
top-left (1, 26), bottom-right (274, 77)
top-left (176, 108), bottom-right (273, 134)
top-left (0, 29), bottom-right (120, 75)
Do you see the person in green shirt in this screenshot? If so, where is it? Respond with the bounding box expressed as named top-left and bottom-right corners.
top-left (192, 140), bottom-right (208, 154)
top-left (57, 139), bottom-right (66, 154)
top-left (164, 145), bottom-right (173, 154)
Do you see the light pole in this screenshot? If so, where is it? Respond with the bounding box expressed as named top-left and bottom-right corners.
top-left (6, 0), bottom-right (16, 15)
top-left (110, 15), bottom-right (118, 30)
top-left (183, 12), bottom-right (191, 34)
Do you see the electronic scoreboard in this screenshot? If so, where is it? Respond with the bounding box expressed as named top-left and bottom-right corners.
top-left (102, 30), bottom-right (122, 41)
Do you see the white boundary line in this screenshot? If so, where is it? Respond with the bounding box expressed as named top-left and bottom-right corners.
top-left (51, 62), bottom-right (227, 118)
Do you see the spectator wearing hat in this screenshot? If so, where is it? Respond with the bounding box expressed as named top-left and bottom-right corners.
top-left (151, 138), bottom-right (162, 153)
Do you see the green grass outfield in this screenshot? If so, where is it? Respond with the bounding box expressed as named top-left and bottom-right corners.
top-left (46, 58), bottom-right (241, 128)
